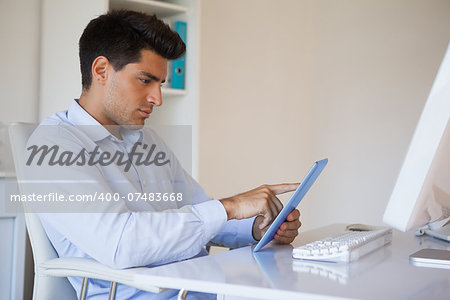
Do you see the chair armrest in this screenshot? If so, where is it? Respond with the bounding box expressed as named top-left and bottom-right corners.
top-left (39, 258), bottom-right (166, 294)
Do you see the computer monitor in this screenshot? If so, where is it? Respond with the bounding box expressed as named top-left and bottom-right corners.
top-left (383, 42), bottom-right (450, 237)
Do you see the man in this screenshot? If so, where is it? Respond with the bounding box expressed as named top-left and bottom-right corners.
top-left (25, 10), bottom-right (301, 299)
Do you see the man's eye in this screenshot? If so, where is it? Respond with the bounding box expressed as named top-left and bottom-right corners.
top-left (139, 78), bottom-right (150, 84)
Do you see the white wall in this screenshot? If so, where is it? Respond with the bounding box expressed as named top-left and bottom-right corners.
top-left (198, 0), bottom-right (450, 231)
top-left (1, 1), bottom-right (41, 299)
top-left (0, 0), bottom-right (40, 123)
top-left (39, 0), bottom-right (108, 120)
top-left (198, 0), bottom-right (312, 197)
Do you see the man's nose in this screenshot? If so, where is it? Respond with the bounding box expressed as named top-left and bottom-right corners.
top-left (147, 86), bottom-right (162, 106)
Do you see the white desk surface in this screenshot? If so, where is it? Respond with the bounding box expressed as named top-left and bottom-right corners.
top-left (133, 224), bottom-right (450, 300)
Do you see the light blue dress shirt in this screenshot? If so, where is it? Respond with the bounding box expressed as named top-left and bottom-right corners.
top-left (25, 100), bottom-right (257, 299)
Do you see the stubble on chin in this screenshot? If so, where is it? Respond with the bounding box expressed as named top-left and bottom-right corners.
top-left (104, 77), bottom-right (148, 130)
top-left (104, 78), bottom-right (130, 126)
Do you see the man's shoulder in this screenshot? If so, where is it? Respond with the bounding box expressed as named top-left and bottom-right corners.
top-left (28, 110), bottom-right (85, 148)
top-left (40, 110), bottom-right (71, 126)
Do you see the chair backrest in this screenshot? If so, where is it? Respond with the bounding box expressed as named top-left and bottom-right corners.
top-left (9, 123), bottom-right (77, 300)
top-left (9, 123), bottom-right (59, 263)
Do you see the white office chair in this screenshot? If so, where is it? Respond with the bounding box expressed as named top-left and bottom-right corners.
top-left (8, 123), bottom-right (178, 300)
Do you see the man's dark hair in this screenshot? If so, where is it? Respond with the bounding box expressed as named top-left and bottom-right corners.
top-left (79, 10), bottom-right (186, 90)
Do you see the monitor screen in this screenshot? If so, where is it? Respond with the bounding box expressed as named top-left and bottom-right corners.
top-left (383, 42), bottom-right (450, 232)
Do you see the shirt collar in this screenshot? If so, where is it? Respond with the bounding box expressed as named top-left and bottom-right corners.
top-left (67, 99), bottom-right (143, 144)
top-left (120, 126), bottom-right (144, 145)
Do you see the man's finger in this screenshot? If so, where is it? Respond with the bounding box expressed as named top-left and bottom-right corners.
top-left (265, 201), bottom-right (278, 228)
top-left (280, 219), bottom-right (301, 231)
top-left (267, 192), bottom-right (283, 213)
top-left (267, 183), bottom-right (300, 195)
top-left (277, 229), bottom-right (298, 237)
top-left (260, 217), bottom-right (271, 230)
top-left (274, 234), bottom-right (295, 244)
top-left (286, 209), bottom-right (300, 222)
top-left (259, 207), bottom-right (274, 229)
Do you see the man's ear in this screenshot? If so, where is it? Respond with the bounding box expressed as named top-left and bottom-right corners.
top-left (91, 56), bottom-right (111, 86)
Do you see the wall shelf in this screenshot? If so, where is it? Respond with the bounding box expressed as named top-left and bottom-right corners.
top-left (0, 172), bottom-right (15, 178)
top-left (110, 0), bottom-right (188, 17)
top-left (162, 87), bottom-right (186, 96)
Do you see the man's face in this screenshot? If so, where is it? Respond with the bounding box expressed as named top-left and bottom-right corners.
top-left (102, 49), bottom-right (167, 126)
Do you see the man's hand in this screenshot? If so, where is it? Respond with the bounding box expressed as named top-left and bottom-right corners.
top-left (252, 209), bottom-right (301, 243)
top-left (219, 183), bottom-right (299, 229)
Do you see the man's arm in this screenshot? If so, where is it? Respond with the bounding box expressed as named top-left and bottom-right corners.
top-left (25, 127), bottom-right (228, 269)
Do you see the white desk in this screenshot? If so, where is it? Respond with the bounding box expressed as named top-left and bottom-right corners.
top-left (132, 224), bottom-right (450, 300)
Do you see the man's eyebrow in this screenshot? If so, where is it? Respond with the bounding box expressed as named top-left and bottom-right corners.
top-left (138, 71), bottom-right (166, 83)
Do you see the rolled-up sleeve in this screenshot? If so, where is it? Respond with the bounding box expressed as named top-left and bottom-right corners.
top-left (211, 215), bottom-right (258, 249)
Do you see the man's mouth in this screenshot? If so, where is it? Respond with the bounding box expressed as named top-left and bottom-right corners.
top-left (138, 108), bottom-right (152, 118)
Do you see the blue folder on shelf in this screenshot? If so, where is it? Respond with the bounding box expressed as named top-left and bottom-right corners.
top-left (172, 21), bottom-right (187, 89)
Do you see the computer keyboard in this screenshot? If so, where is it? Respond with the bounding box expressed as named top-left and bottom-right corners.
top-left (292, 227), bottom-right (392, 263)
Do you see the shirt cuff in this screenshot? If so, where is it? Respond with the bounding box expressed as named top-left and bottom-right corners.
top-left (192, 200), bottom-right (227, 242)
top-left (236, 215), bottom-right (258, 244)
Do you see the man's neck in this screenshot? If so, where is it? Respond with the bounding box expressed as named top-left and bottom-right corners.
top-left (78, 90), bottom-right (101, 121)
top-left (78, 91), bottom-right (123, 140)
